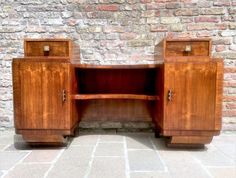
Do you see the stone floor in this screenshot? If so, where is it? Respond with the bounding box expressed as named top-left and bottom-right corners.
top-left (0, 129), bottom-right (235, 178)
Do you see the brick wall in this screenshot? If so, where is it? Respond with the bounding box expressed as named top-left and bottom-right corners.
top-left (0, 0), bottom-right (236, 130)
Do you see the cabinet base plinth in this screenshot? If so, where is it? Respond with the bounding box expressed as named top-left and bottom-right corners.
top-left (166, 136), bottom-right (213, 148)
top-left (22, 134), bottom-right (67, 145)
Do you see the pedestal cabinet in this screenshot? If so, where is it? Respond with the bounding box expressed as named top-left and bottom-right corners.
top-left (155, 39), bottom-right (223, 147)
top-left (12, 39), bottom-right (78, 144)
top-left (12, 38), bottom-right (223, 147)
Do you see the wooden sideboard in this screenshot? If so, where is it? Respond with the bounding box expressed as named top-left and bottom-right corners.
top-left (12, 38), bottom-right (223, 147)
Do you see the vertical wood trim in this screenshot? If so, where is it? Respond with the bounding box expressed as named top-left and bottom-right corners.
top-left (12, 60), bottom-right (21, 129)
top-left (24, 40), bottom-right (27, 57)
top-left (214, 59), bottom-right (224, 130)
top-left (209, 39), bottom-right (212, 57)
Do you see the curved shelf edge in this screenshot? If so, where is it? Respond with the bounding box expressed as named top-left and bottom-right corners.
top-left (71, 94), bottom-right (159, 101)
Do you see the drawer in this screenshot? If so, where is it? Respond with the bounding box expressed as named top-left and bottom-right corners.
top-left (24, 39), bottom-right (72, 57)
top-left (164, 39), bottom-right (211, 57)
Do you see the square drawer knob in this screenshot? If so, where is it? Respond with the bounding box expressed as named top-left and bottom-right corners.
top-left (43, 45), bottom-right (50, 52)
top-left (184, 45), bottom-right (192, 52)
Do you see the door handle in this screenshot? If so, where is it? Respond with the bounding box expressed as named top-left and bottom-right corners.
top-left (62, 90), bottom-right (66, 103)
top-left (168, 89), bottom-right (173, 101)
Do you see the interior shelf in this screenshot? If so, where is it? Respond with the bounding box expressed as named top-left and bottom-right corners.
top-left (71, 94), bottom-right (159, 101)
top-left (72, 63), bottom-right (163, 69)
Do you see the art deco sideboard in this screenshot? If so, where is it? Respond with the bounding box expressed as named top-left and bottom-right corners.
top-left (12, 38), bottom-right (223, 147)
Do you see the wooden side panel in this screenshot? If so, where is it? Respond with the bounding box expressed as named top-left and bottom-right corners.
top-left (42, 63), bottom-right (71, 129)
top-left (164, 62), bottom-right (217, 131)
top-left (154, 65), bottom-right (164, 129)
top-left (70, 65), bottom-right (79, 127)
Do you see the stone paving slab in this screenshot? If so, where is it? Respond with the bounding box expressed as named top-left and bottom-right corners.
top-left (88, 157), bottom-right (126, 178)
top-left (190, 145), bottom-right (236, 167)
top-left (99, 134), bottom-right (124, 142)
top-left (46, 162), bottom-right (88, 178)
top-left (94, 142), bottom-right (124, 156)
top-left (0, 136), bottom-right (13, 145)
top-left (0, 131), bottom-right (236, 178)
top-left (4, 143), bottom-right (34, 151)
top-left (70, 135), bottom-right (99, 146)
top-left (159, 151), bottom-right (212, 178)
top-left (212, 136), bottom-right (236, 161)
top-left (23, 149), bottom-right (62, 163)
top-left (46, 146), bottom-right (94, 178)
top-left (3, 163), bottom-right (51, 178)
top-left (130, 172), bottom-right (171, 178)
top-left (126, 134), bottom-right (154, 150)
top-left (0, 145), bottom-right (7, 151)
top-left (0, 152), bottom-right (29, 170)
top-left (56, 146), bottom-right (93, 165)
top-left (207, 166), bottom-right (236, 178)
top-left (128, 150), bottom-right (165, 171)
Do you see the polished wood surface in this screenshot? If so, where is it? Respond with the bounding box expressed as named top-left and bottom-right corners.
top-left (164, 62), bottom-right (217, 131)
top-left (165, 40), bottom-right (210, 57)
top-left (80, 100), bottom-right (153, 122)
top-left (24, 39), bottom-right (72, 58)
top-left (155, 38), bottom-right (211, 62)
top-left (13, 60), bottom-right (71, 129)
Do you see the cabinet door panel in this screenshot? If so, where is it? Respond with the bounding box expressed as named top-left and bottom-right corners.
top-left (14, 61), bottom-right (70, 130)
top-left (42, 63), bottom-right (70, 129)
top-left (19, 62), bottom-right (43, 129)
top-left (164, 63), bottom-right (217, 131)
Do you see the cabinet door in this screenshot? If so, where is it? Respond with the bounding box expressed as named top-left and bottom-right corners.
top-left (13, 61), bottom-right (70, 130)
top-left (164, 62), bottom-right (217, 131)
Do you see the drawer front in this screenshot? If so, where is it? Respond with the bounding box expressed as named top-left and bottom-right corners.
top-left (165, 40), bottom-right (210, 57)
top-left (24, 40), bottom-right (71, 57)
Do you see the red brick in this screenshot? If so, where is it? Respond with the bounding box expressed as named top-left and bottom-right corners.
top-left (213, 38), bottom-right (232, 45)
top-left (229, 8), bottom-right (236, 14)
top-left (187, 24), bottom-right (215, 31)
top-left (223, 96), bottom-right (236, 102)
top-left (224, 67), bottom-right (236, 73)
top-left (213, 0), bottom-right (231, 6)
top-left (175, 9), bottom-right (199, 16)
top-left (223, 110), bottom-right (236, 117)
top-left (221, 16), bottom-right (236, 22)
top-left (146, 3), bottom-right (165, 10)
top-left (131, 55), bottom-right (153, 61)
top-left (216, 24), bottom-right (227, 30)
top-left (216, 45), bottom-right (226, 52)
top-left (150, 25), bottom-right (168, 32)
top-left (195, 17), bottom-right (219, 23)
top-left (224, 81), bottom-right (236, 87)
top-left (96, 5), bottom-right (119, 11)
top-left (155, 0), bottom-right (177, 2)
top-left (166, 2), bottom-right (180, 9)
top-left (197, 31), bottom-right (212, 37)
top-left (140, 0), bottom-right (152, 3)
top-left (120, 33), bottom-right (137, 40)
top-left (103, 26), bottom-right (125, 33)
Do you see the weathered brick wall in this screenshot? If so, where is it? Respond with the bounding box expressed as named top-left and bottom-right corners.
top-left (0, 0), bottom-right (236, 130)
